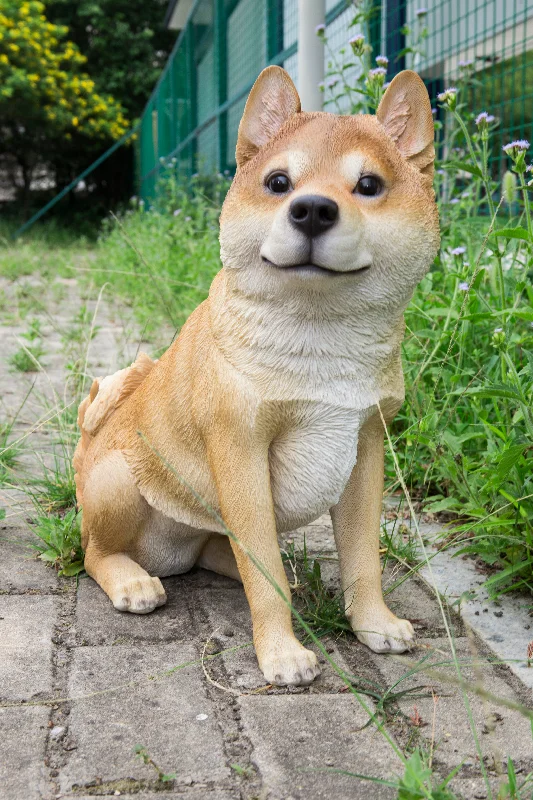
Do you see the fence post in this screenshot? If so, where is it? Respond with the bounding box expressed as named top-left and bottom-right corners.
top-left (186, 22), bottom-right (197, 177)
top-left (297, 0), bottom-right (325, 111)
top-left (267, 0), bottom-right (284, 61)
top-left (215, 0), bottom-right (228, 173)
top-left (385, 0), bottom-right (406, 73)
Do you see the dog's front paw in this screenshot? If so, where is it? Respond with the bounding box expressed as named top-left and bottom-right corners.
top-left (258, 640), bottom-right (321, 686)
top-left (111, 576), bottom-right (167, 614)
top-left (351, 608), bottom-right (415, 654)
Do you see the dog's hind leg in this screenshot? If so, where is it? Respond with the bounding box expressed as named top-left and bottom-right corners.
top-left (82, 451), bottom-right (167, 614)
top-left (196, 534), bottom-right (242, 582)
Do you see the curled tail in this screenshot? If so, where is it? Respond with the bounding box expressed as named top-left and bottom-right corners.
top-left (73, 352), bottom-right (155, 508)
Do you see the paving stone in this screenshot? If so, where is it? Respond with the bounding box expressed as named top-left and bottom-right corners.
top-left (0, 706), bottom-right (50, 800)
top-left (280, 513), bottom-right (337, 552)
top-left (365, 637), bottom-right (533, 768)
top-left (72, 793), bottom-right (239, 799)
top-left (200, 583), bottom-right (353, 693)
top-left (0, 595), bottom-right (57, 700)
top-left (418, 529), bottom-right (533, 691)
top-left (282, 514), bottom-right (449, 639)
top-left (238, 694), bottom-right (398, 799)
top-left (0, 526), bottom-right (58, 591)
top-left (71, 785), bottom-right (241, 800)
top-left (75, 574), bottom-right (195, 645)
top-left (381, 563), bottom-right (456, 638)
top-left (60, 644), bottom-right (230, 794)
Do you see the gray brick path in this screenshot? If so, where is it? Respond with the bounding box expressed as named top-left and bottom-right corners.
top-left (1, 274), bottom-right (531, 800)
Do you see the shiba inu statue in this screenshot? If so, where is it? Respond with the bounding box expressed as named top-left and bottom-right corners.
top-left (74, 66), bottom-right (439, 686)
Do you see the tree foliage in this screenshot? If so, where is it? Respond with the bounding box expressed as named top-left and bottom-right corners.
top-left (46, 0), bottom-right (174, 121)
top-left (0, 0), bottom-right (173, 218)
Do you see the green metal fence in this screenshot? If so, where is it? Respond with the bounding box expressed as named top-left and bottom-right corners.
top-left (138, 0), bottom-right (533, 201)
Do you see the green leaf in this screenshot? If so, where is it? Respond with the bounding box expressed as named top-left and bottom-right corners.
top-left (443, 161), bottom-right (483, 178)
top-left (496, 443), bottom-right (529, 481)
top-left (59, 561), bottom-right (85, 577)
top-left (39, 549), bottom-right (59, 562)
top-left (491, 226), bottom-right (531, 242)
top-left (483, 558), bottom-right (533, 590)
top-left (466, 386), bottom-right (523, 401)
top-left (424, 496), bottom-right (461, 512)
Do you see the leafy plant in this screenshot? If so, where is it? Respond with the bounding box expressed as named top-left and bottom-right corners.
top-left (133, 745), bottom-right (176, 783)
top-left (396, 749), bottom-right (460, 799)
top-left (281, 538), bottom-right (352, 640)
top-left (0, 420), bottom-right (20, 484)
top-left (9, 343), bottom-right (44, 372)
top-left (30, 508), bottom-right (84, 576)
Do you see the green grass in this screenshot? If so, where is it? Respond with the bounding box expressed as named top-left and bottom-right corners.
top-left (0, 420), bottom-right (20, 485)
top-left (84, 175), bottom-right (228, 342)
top-left (29, 508), bottom-right (84, 577)
top-left (0, 219), bottom-right (93, 282)
top-left (281, 538), bottom-right (352, 639)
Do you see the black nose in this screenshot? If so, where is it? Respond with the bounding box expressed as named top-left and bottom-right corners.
top-left (288, 194), bottom-right (339, 237)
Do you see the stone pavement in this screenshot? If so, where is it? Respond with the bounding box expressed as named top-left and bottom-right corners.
top-left (1, 516), bottom-right (532, 800)
top-left (0, 272), bottom-right (532, 799)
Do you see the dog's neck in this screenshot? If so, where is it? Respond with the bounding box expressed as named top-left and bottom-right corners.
top-left (208, 268), bottom-right (407, 408)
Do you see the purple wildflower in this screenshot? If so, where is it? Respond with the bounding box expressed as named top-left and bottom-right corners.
top-left (349, 34), bottom-right (366, 55)
top-left (451, 246), bottom-right (466, 256)
top-left (437, 87), bottom-right (458, 110)
top-left (449, 198), bottom-right (460, 204)
top-left (431, 108), bottom-right (437, 115)
top-left (327, 77), bottom-right (338, 88)
top-left (315, 23), bottom-right (325, 35)
top-left (437, 87), bottom-right (457, 102)
top-left (375, 55), bottom-right (388, 67)
top-left (502, 140), bottom-right (530, 153)
top-left (475, 111), bottom-right (495, 126)
top-left (173, 209), bottom-right (182, 217)
top-left (416, 7), bottom-right (428, 16)
top-left (368, 67), bottom-right (387, 79)
top-left (459, 282), bottom-right (469, 291)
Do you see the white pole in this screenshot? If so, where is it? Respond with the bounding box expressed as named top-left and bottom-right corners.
top-left (297, 0), bottom-right (325, 112)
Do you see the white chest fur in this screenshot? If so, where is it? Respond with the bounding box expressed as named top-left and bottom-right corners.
top-left (209, 271), bottom-right (406, 530)
top-left (269, 400), bottom-right (370, 531)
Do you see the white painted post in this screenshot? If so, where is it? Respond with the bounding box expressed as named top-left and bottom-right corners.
top-left (297, 0), bottom-right (325, 112)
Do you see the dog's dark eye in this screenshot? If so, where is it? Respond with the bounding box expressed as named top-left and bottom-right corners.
top-left (354, 175), bottom-right (383, 196)
top-left (266, 172), bottom-right (292, 194)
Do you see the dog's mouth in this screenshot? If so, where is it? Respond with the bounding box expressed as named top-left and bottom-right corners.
top-left (261, 257), bottom-right (371, 276)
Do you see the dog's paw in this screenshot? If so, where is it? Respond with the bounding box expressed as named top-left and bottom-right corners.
top-left (111, 576), bottom-right (167, 614)
top-left (351, 609), bottom-right (415, 654)
top-left (258, 641), bottom-right (321, 686)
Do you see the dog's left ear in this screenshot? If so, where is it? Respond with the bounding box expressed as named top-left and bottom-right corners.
top-left (376, 70), bottom-right (435, 176)
top-left (236, 66), bottom-right (301, 167)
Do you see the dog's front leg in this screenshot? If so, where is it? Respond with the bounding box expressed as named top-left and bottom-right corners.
top-left (207, 434), bottom-right (320, 686)
top-left (330, 415), bottom-right (415, 653)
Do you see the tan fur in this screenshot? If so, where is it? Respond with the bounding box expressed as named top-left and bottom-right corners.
top-left (74, 68), bottom-right (440, 686)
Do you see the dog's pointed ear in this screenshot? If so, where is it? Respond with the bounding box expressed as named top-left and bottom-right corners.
top-left (376, 70), bottom-right (435, 176)
top-left (236, 66), bottom-right (301, 167)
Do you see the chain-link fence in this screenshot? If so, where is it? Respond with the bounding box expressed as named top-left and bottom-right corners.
top-left (138, 0), bottom-right (533, 200)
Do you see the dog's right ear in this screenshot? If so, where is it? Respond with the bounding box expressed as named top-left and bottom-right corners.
top-left (236, 66), bottom-right (301, 167)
